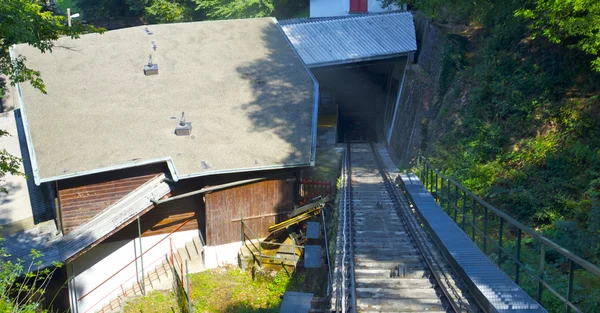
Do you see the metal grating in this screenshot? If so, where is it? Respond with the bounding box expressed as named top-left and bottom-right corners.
top-left (399, 173), bottom-right (547, 313)
top-left (280, 12), bottom-right (417, 67)
top-left (280, 291), bottom-right (313, 313)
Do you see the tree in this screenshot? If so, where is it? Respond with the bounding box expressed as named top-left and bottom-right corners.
top-left (198, 0), bottom-right (274, 20)
top-left (515, 0), bottom-right (600, 72)
top-left (0, 240), bottom-right (62, 313)
top-left (143, 0), bottom-right (197, 23)
top-left (0, 0), bottom-right (102, 187)
top-left (0, 0), bottom-right (103, 95)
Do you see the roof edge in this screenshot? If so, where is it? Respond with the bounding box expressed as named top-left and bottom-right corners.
top-left (308, 52), bottom-right (414, 68)
top-left (10, 45), bottom-right (43, 186)
top-left (177, 162), bottom-right (313, 180)
top-left (37, 156), bottom-right (312, 184)
top-left (272, 17), bottom-right (319, 166)
top-left (38, 157), bottom-right (178, 184)
top-left (280, 10), bottom-right (413, 26)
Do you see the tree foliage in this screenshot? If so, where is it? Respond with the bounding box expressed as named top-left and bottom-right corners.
top-left (515, 0), bottom-right (600, 72)
top-left (0, 0), bottom-right (102, 189)
top-left (198, 0), bottom-right (274, 20)
top-left (143, 0), bottom-right (196, 23)
top-left (0, 240), bottom-right (63, 313)
top-left (0, 0), bottom-right (103, 94)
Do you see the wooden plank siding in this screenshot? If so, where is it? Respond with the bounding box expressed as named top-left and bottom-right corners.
top-left (109, 193), bottom-right (204, 241)
top-left (205, 178), bottom-right (295, 246)
top-left (57, 164), bottom-right (166, 234)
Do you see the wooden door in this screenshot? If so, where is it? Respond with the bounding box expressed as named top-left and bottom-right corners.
top-left (350, 0), bottom-right (368, 12)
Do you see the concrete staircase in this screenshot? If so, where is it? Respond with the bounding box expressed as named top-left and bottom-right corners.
top-left (96, 235), bottom-right (205, 313)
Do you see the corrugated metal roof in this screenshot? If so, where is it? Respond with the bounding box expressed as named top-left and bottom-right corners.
top-left (280, 12), bottom-right (417, 67)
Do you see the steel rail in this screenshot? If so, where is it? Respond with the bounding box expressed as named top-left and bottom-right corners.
top-left (346, 143), bottom-right (357, 313)
top-left (332, 147), bottom-right (349, 312)
top-left (369, 143), bottom-right (466, 313)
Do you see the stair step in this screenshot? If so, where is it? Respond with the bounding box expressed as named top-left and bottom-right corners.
top-left (355, 277), bottom-right (434, 289)
top-left (357, 298), bottom-right (444, 312)
top-left (193, 235), bottom-right (204, 254)
top-left (185, 241), bottom-right (200, 260)
top-left (177, 247), bottom-right (190, 261)
top-left (356, 287), bottom-right (439, 299)
top-left (355, 268), bottom-right (428, 278)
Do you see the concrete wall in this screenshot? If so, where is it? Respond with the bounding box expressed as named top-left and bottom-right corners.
top-left (203, 241), bottom-right (243, 269)
top-left (310, 0), bottom-right (395, 18)
top-left (67, 229), bottom-right (198, 313)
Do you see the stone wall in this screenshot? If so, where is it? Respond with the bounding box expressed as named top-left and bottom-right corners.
top-left (387, 15), bottom-right (449, 164)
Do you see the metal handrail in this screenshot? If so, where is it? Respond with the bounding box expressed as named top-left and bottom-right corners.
top-left (241, 218), bottom-right (263, 266)
top-left (78, 218), bottom-right (192, 301)
top-left (417, 155), bottom-right (600, 275)
top-left (416, 155), bottom-right (600, 313)
top-left (83, 245), bottom-right (173, 313)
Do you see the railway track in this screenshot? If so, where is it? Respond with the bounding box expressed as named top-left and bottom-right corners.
top-left (332, 143), bottom-right (473, 313)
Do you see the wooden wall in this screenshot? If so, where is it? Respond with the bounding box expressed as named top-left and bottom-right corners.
top-left (57, 165), bottom-right (165, 234)
top-left (109, 193), bottom-right (204, 241)
top-left (205, 178), bottom-right (295, 246)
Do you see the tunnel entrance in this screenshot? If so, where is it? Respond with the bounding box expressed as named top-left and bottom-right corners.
top-left (312, 57), bottom-right (408, 144)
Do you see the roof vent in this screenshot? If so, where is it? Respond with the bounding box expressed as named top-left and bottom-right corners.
top-left (144, 54), bottom-right (158, 76)
top-left (175, 112), bottom-right (192, 136)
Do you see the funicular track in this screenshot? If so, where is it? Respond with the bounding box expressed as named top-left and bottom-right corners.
top-left (332, 143), bottom-right (473, 313)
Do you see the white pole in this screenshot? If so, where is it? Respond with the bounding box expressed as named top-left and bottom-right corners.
top-left (67, 8), bottom-right (72, 27)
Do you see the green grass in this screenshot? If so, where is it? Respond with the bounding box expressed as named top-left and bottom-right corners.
top-left (190, 267), bottom-right (289, 312)
top-left (124, 267), bottom-right (292, 313)
top-left (124, 290), bottom-right (178, 313)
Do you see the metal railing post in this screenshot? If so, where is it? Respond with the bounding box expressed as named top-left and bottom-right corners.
top-left (446, 178), bottom-right (451, 214)
top-left (515, 229), bottom-right (522, 284)
top-left (454, 185), bottom-right (459, 221)
top-left (434, 172), bottom-right (438, 202)
top-left (424, 164), bottom-right (428, 190)
top-left (137, 217), bottom-right (145, 295)
top-left (471, 197), bottom-right (476, 241)
top-left (537, 244), bottom-right (545, 303)
top-left (566, 260), bottom-right (575, 313)
top-left (259, 243), bottom-right (263, 267)
top-left (483, 207), bottom-right (488, 254)
top-left (186, 259), bottom-right (192, 313)
top-left (498, 217), bottom-right (504, 266)
top-left (461, 191), bottom-right (467, 230)
top-left (440, 176), bottom-right (445, 207)
top-left (241, 218), bottom-right (244, 243)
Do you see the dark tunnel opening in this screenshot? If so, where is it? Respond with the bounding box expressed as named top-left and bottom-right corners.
top-left (311, 57), bottom-right (408, 144)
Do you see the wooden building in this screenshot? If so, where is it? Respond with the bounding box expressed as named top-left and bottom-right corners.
top-left (7, 17), bottom-right (318, 313)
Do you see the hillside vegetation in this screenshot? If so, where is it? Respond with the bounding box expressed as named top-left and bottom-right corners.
top-left (396, 1), bottom-right (600, 264)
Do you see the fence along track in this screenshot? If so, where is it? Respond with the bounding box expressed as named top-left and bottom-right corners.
top-left (332, 143), bottom-right (470, 313)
